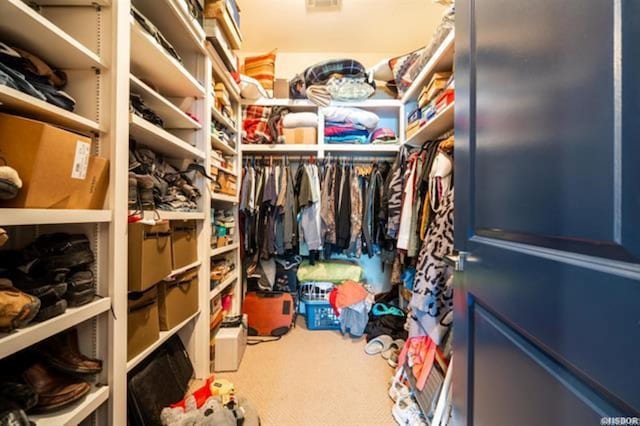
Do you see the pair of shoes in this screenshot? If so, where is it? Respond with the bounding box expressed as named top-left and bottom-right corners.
top-left (392, 394), bottom-right (427, 426)
top-left (0, 278), bottom-right (40, 332)
top-left (20, 362), bottom-right (91, 413)
top-left (35, 328), bottom-right (102, 375)
top-left (0, 395), bottom-right (32, 426)
top-left (388, 368), bottom-right (411, 402)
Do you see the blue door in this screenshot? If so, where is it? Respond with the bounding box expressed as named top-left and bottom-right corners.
top-left (453, 1), bottom-right (640, 424)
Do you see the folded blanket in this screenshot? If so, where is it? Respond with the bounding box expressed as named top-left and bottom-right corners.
top-left (282, 112), bottom-right (318, 128)
top-left (322, 106), bottom-right (380, 130)
top-left (242, 105), bottom-right (272, 144)
top-left (324, 126), bottom-right (370, 137)
top-left (297, 260), bottom-right (363, 283)
top-left (325, 135), bottom-right (369, 144)
top-left (268, 106), bottom-right (288, 144)
top-left (306, 85), bottom-right (331, 107)
top-left (304, 59), bottom-right (367, 87)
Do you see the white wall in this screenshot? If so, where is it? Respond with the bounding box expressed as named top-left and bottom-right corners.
top-left (238, 51), bottom-right (397, 80)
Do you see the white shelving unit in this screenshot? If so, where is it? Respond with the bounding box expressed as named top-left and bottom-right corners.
top-left (30, 385), bottom-right (110, 426)
top-left (405, 102), bottom-right (455, 147)
top-left (0, 209), bottom-right (112, 226)
top-left (210, 272), bottom-right (237, 300)
top-left (211, 242), bottom-right (239, 257)
top-left (129, 113), bottom-right (206, 160)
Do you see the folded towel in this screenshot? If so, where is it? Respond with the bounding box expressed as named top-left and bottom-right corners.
top-left (306, 85), bottom-right (331, 107)
top-left (321, 106), bottom-right (379, 130)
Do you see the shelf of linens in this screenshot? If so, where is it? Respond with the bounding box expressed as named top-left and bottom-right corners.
top-left (210, 272), bottom-right (237, 300)
top-left (324, 144), bottom-right (401, 154)
top-left (30, 385), bottom-right (110, 426)
top-left (241, 99), bottom-right (402, 110)
top-left (0, 0), bottom-right (105, 69)
top-left (130, 75), bottom-right (202, 130)
top-left (401, 32), bottom-right (455, 103)
top-left (0, 298), bottom-right (111, 360)
top-left (205, 42), bottom-right (241, 102)
top-left (211, 134), bottom-right (237, 155)
top-left (129, 113), bottom-right (205, 160)
top-left (240, 144), bottom-right (319, 154)
top-left (131, 210), bottom-right (207, 221)
top-left (405, 102), bottom-right (455, 147)
top-left (211, 104), bottom-right (237, 133)
top-left (0, 85), bottom-right (102, 134)
top-left (126, 311), bottom-right (200, 372)
top-left (0, 209), bottom-right (112, 226)
top-left (132, 0), bottom-right (206, 55)
top-left (210, 243), bottom-right (238, 258)
top-left (130, 17), bottom-right (205, 98)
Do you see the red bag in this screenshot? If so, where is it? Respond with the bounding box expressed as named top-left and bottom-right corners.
top-left (242, 291), bottom-right (295, 336)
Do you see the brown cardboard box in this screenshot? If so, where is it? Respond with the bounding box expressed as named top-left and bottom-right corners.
top-left (171, 220), bottom-right (198, 270)
top-left (0, 113), bottom-right (109, 209)
top-left (158, 269), bottom-right (199, 330)
top-left (283, 127), bottom-right (317, 144)
top-left (128, 222), bottom-right (172, 292)
top-left (274, 79), bottom-right (289, 99)
top-left (127, 285), bottom-right (160, 361)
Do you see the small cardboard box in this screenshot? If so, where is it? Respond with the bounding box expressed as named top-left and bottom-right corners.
top-left (274, 79), bottom-right (289, 99)
top-left (0, 113), bottom-right (109, 209)
top-left (128, 222), bottom-right (172, 292)
top-left (170, 220), bottom-right (198, 270)
top-left (127, 285), bottom-right (160, 361)
top-left (158, 269), bottom-right (199, 330)
top-left (283, 127), bottom-right (317, 144)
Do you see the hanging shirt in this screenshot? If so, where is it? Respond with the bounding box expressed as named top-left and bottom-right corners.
top-left (397, 155), bottom-right (418, 250)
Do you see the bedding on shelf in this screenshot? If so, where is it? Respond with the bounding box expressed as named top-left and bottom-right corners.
top-left (242, 50), bottom-right (276, 96)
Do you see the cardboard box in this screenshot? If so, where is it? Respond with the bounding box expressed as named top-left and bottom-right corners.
top-left (128, 222), bottom-right (173, 292)
top-left (274, 79), bottom-right (289, 99)
top-left (127, 285), bottom-right (160, 361)
top-left (283, 127), bottom-right (317, 145)
top-left (158, 269), bottom-right (199, 330)
top-left (214, 314), bottom-right (247, 372)
top-left (0, 113), bottom-right (109, 209)
top-left (170, 220), bottom-right (198, 270)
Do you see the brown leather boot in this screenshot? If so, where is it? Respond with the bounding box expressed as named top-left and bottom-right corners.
top-left (35, 328), bottom-right (102, 375)
top-left (21, 362), bottom-right (90, 413)
top-left (0, 279), bottom-right (40, 332)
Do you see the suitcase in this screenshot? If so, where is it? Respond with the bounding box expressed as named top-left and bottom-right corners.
top-left (242, 291), bottom-right (296, 337)
top-left (127, 335), bottom-right (193, 426)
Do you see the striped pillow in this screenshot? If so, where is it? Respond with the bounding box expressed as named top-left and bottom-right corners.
top-left (243, 50), bottom-right (276, 96)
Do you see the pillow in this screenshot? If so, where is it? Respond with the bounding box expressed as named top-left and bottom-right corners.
top-left (303, 59), bottom-right (367, 87)
top-left (369, 59), bottom-right (394, 82)
top-left (239, 74), bottom-right (269, 100)
top-left (389, 48), bottom-right (424, 97)
top-left (243, 50), bottom-right (276, 96)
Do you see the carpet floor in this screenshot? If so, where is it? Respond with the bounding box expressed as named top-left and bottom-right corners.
top-left (218, 318), bottom-right (396, 426)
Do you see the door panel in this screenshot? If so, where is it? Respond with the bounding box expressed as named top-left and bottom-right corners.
top-left (454, 0), bottom-right (640, 423)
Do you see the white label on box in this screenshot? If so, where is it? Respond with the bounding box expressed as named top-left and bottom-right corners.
top-left (71, 141), bottom-right (91, 180)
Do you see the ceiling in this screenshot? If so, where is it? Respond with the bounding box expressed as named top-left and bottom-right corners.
top-left (238, 0), bottom-right (448, 54)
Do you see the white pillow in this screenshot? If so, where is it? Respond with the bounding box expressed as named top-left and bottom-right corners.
top-left (240, 74), bottom-right (270, 100)
top-left (369, 59), bottom-right (394, 82)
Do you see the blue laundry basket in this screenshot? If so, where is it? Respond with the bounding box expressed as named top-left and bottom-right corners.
top-left (303, 300), bottom-right (340, 331)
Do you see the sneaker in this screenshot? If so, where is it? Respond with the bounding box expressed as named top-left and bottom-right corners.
top-left (0, 165), bottom-right (22, 200)
top-left (0, 279), bottom-right (40, 332)
top-left (392, 395), bottom-right (427, 426)
top-left (389, 373), bottom-right (411, 402)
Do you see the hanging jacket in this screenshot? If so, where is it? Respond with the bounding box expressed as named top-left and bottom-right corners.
top-left (335, 165), bottom-right (352, 249)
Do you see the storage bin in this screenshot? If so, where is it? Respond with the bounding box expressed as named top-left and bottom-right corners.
top-left (283, 127), bottom-right (317, 144)
top-left (128, 222), bottom-right (173, 292)
top-left (158, 269), bottom-right (199, 330)
top-left (304, 300), bottom-right (340, 331)
top-left (127, 285), bottom-right (160, 361)
top-left (170, 220), bottom-right (198, 270)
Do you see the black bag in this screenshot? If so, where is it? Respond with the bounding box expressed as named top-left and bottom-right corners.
top-left (127, 335), bottom-right (193, 426)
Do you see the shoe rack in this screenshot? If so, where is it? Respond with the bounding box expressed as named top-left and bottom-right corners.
top-left (0, 0), bottom-right (242, 424)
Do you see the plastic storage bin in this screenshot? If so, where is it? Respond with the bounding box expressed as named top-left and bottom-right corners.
top-left (304, 300), bottom-right (340, 331)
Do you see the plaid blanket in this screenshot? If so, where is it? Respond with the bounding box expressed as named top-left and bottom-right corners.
top-left (304, 59), bottom-right (366, 87)
top-left (242, 105), bottom-right (272, 144)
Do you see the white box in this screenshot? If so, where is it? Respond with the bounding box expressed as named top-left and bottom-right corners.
top-left (214, 314), bottom-right (247, 372)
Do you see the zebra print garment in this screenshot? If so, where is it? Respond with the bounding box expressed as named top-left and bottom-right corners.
top-left (385, 148), bottom-right (407, 239)
top-left (411, 188), bottom-right (454, 345)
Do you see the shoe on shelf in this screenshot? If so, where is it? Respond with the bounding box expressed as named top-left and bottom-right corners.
top-left (9, 271), bottom-right (67, 299)
top-left (0, 228), bottom-right (7, 248)
top-left (33, 289), bottom-right (67, 323)
top-left (392, 395), bottom-right (427, 426)
top-left (65, 271), bottom-right (95, 307)
top-left (0, 279), bottom-right (41, 332)
top-left (22, 233), bottom-right (94, 274)
top-left (21, 362), bottom-right (91, 413)
top-left (0, 382), bottom-right (38, 412)
top-left (0, 396), bottom-right (30, 426)
top-left (35, 328), bottom-right (102, 375)
top-left (0, 164), bottom-right (22, 200)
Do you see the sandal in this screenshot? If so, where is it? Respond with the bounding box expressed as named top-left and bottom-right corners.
top-left (364, 334), bottom-right (393, 356)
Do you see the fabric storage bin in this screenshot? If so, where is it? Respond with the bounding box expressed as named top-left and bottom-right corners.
top-left (127, 285), bottom-right (160, 361)
top-left (304, 300), bottom-right (340, 331)
top-left (170, 220), bottom-right (198, 270)
top-left (158, 269), bottom-right (199, 330)
top-left (128, 222), bottom-right (173, 292)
